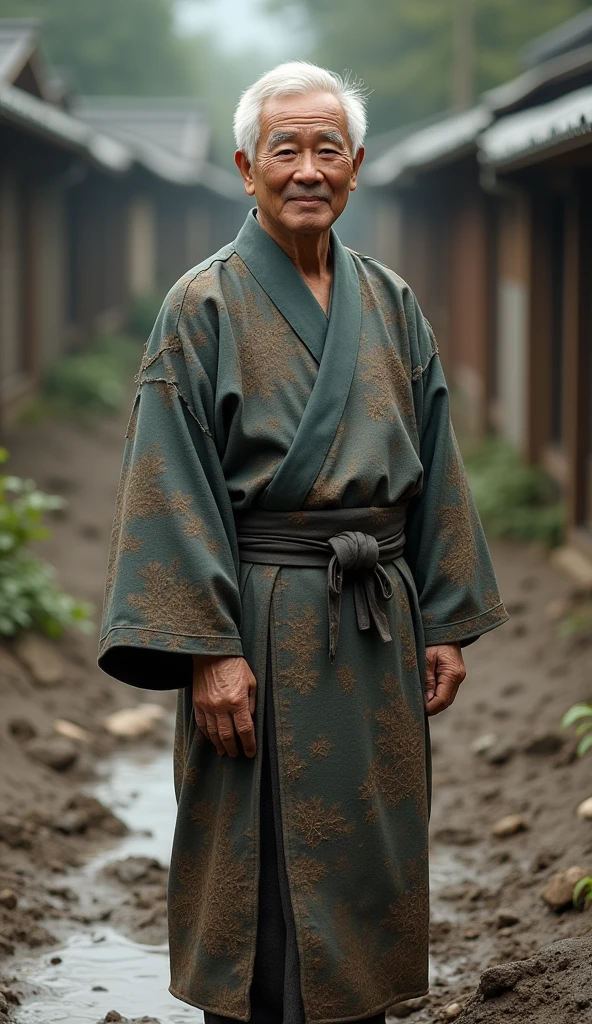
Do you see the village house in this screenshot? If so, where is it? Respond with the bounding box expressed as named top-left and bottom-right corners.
top-left (0, 18), bottom-right (247, 427)
top-left (366, 9), bottom-right (592, 570)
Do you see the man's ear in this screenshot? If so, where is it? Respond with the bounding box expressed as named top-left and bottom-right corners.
top-left (350, 146), bottom-right (365, 192)
top-left (235, 151), bottom-right (256, 196)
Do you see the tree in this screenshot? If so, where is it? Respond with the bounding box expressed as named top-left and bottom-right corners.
top-left (0, 0), bottom-right (204, 95)
top-left (267, 0), bottom-right (592, 135)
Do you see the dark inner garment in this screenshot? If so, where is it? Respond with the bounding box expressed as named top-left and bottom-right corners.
top-left (203, 647), bottom-right (388, 1024)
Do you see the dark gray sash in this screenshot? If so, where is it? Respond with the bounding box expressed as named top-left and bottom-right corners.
top-left (235, 507), bottom-right (406, 661)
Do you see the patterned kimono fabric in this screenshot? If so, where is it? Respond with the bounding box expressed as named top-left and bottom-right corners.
top-left (99, 209), bottom-right (508, 1023)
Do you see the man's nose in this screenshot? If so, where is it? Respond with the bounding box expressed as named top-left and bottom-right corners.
top-left (293, 152), bottom-right (323, 183)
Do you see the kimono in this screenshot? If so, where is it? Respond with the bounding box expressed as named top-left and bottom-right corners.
top-left (99, 209), bottom-right (508, 1022)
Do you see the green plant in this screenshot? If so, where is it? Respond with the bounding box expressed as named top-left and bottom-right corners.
top-left (33, 332), bottom-right (143, 422)
top-left (464, 439), bottom-right (564, 548)
top-left (561, 703), bottom-right (592, 758)
top-left (573, 876), bottom-right (592, 912)
top-left (0, 449), bottom-right (92, 637)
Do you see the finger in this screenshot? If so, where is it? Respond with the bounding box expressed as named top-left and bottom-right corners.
top-left (233, 705), bottom-right (257, 758)
top-left (216, 712), bottom-right (239, 758)
top-left (194, 707), bottom-right (209, 741)
top-left (248, 678), bottom-right (256, 716)
top-left (424, 650), bottom-right (437, 704)
top-left (204, 712), bottom-right (225, 756)
top-left (425, 693), bottom-right (451, 717)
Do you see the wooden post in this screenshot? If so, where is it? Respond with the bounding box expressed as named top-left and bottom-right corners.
top-left (563, 174), bottom-right (590, 529)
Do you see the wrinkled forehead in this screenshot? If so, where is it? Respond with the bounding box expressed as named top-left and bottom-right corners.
top-left (258, 91), bottom-right (351, 147)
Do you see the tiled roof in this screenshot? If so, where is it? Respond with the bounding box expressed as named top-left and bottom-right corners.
top-left (479, 82), bottom-right (592, 168)
top-left (0, 18), bottom-right (38, 85)
top-left (365, 105), bottom-right (491, 187)
top-left (523, 8), bottom-right (592, 69)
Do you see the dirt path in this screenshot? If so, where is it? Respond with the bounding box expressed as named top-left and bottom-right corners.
top-left (0, 406), bottom-right (591, 1023)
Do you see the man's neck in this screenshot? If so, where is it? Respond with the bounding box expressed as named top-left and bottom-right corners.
top-left (256, 209), bottom-right (332, 284)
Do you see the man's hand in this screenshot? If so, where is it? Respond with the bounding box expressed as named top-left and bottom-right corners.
top-left (424, 643), bottom-right (466, 716)
top-left (192, 655), bottom-right (257, 758)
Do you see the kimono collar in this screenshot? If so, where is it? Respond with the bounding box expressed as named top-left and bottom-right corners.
top-left (234, 208), bottom-right (331, 364)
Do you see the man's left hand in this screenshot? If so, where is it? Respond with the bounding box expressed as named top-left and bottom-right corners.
top-left (424, 643), bottom-right (466, 716)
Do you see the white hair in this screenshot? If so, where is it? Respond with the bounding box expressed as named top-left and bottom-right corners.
top-left (234, 61), bottom-right (368, 164)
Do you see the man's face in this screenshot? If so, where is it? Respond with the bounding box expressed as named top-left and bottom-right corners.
top-left (235, 91), bottom-right (364, 236)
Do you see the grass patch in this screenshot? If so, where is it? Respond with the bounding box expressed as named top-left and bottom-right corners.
top-left (464, 438), bottom-right (564, 549)
top-left (22, 333), bottom-right (143, 423)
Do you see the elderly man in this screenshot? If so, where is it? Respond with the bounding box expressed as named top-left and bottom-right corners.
top-left (99, 62), bottom-right (507, 1024)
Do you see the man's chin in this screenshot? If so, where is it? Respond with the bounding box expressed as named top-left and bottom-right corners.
top-left (280, 204), bottom-right (335, 233)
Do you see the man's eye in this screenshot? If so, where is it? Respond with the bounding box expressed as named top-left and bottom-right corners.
top-left (319, 148), bottom-right (338, 155)
top-left (276, 149), bottom-right (295, 156)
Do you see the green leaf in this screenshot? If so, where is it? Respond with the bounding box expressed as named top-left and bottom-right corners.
top-left (573, 877), bottom-right (592, 909)
top-left (561, 704), bottom-right (592, 728)
top-left (577, 734), bottom-right (592, 758)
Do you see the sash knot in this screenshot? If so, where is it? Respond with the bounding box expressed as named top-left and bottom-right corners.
top-left (327, 531), bottom-right (394, 661)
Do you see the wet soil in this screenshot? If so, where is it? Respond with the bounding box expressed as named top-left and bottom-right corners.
top-left (1, 407), bottom-right (592, 1023)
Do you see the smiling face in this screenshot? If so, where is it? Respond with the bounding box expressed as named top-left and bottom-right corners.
top-left (235, 90), bottom-right (364, 238)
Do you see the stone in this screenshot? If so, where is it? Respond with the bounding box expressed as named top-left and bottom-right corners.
top-left (103, 704), bottom-right (165, 739)
top-left (108, 856), bottom-right (163, 885)
top-left (491, 814), bottom-right (528, 838)
top-left (54, 719), bottom-right (91, 743)
top-left (0, 815), bottom-right (35, 848)
top-left (24, 736), bottom-right (78, 771)
top-left (0, 889), bottom-right (17, 910)
top-left (470, 733), bottom-right (497, 756)
top-left (484, 742), bottom-right (515, 766)
top-left (388, 996), bottom-right (429, 1018)
top-left (495, 908), bottom-right (520, 928)
top-left (53, 794), bottom-right (126, 836)
top-left (0, 994), bottom-right (8, 1015)
top-left (522, 732), bottom-right (564, 756)
top-left (0, 985), bottom-right (19, 1005)
top-left (577, 797), bottom-right (592, 821)
top-left (14, 633), bottom-right (64, 686)
top-left (8, 717), bottom-right (37, 743)
top-left (444, 1005), bottom-right (463, 1020)
top-left (103, 1014), bottom-right (123, 1023)
top-left (541, 866), bottom-right (590, 911)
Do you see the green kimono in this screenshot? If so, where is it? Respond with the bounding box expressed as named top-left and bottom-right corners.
top-left (99, 210), bottom-right (507, 1022)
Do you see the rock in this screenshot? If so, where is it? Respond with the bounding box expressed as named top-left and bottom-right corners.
top-left (470, 733), bottom-right (497, 756)
top-left (0, 994), bottom-right (8, 1015)
top-left (8, 717), bottom-right (37, 743)
top-left (0, 815), bottom-right (36, 848)
top-left (484, 742), bottom-right (515, 766)
top-left (103, 704), bottom-right (165, 739)
top-left (531, 848), bottom-right (562, 873)
top-left (388, 995), bottom-right (429, 1017)
top-left (541, 866), bottom-right (590, 911)
top-left (54, 719), bottom-right (92, 743)
top-left (577, 797), bottom-right (592, 821)
top-left (53, 794), bottom-right (126, 836)
top-left (0, 889), bottom-right (17, 910)
top-left (103, 1014), bottom-right (123, 1023)
top-left (478, 961), bottom-right (523, 999)
top-left (464, 928), bottom-right (480, 940)
top-left (494, 908), bottom-right (520, 928)
top-left (24, 736), bottom-right (78, 771)
top-left (444, 1004), bottom-right (463, 1020)
top-left (107, 856), bottom-right (163, 886)
top-left (433, 827), bottom-right (477, 846)
top-left (522, 732), bottom-right (564, 756)
top-left (491, 814), bottom-right (528, 838)
top-left (0, 986), bottom-right (19, 1005)
top-left (14, 633), bottom-right (64, 686)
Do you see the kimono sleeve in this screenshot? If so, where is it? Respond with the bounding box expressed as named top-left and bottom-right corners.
top-left (98, 286), bottom-right (242, 690)
top-left (404, 313), bottom-right (509, 648)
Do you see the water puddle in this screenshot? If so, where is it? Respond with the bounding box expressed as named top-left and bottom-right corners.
top-left (15, 746), bottom-right (202, 1024)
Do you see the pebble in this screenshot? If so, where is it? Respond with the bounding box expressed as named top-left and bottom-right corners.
top-left (388, 996), bottom-right (429, 1018)
top-left (491, 814), bottom-right (529, 838)
top-left (577, 797), bottom-right (592, 821)
top-left (0, 995), bottom-right (8, 1015)
top-left (495, 908), bottom-right (520, 928)
top-left (541, 865), bottom-right (590, 911)
top-left (484, 742), bottom-right (515, 766)
top-left (14, 632), bottom-right (64, 686)
top-left (444, 1004), bottom-right (463, 1020)
top-left (470, 733), bottom-right (497, 756)
top-left (103, 704), bottom-right (165, 739)
top-left (24, 736), bottom-right (78, 771)
top-left (0, 889), bottom-right (17, 910)
top-left (54, 719), bottom-right (92, 743)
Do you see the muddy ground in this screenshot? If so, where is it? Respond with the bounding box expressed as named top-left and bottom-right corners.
top-left (1, 404), bottom-right (592, 1023)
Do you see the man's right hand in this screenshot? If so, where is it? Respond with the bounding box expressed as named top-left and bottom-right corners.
top-left (192, 655), bottom-right (257, 758)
